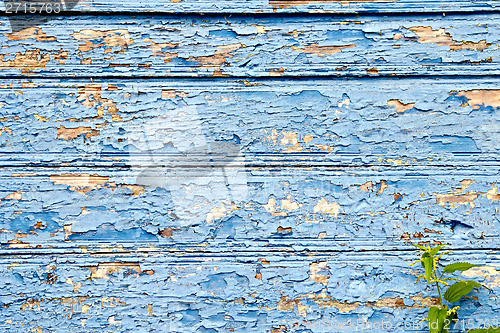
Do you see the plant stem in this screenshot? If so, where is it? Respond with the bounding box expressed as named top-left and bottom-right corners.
top-left (435, 279), bottom-right (443, 308)
top-left (433, 266), bottom-right (444, 308)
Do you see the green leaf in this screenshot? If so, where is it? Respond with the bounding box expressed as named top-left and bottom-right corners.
top-left (468, 327), bottom-right (500, 333)
top-left (430, 245), bottom-right (446, 256)
top-left (422, 253), bottom-right (434, 282)
top-left (443, 262), bottom-right (479, 274)
top-left (444, 280), bottom-right (481, 303)
top-left (428, 307), bottom-right (440, 333)
top-left (428, 306), bottom-right (448, 333)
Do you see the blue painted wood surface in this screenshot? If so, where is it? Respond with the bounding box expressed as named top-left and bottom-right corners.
top-left (1, 1), bottom-right (500, 332)
top-left (0, 251), bottom-right (499, 332)
top-left (1, 78), bottom-right (500, 165)
top-left (3, 0), bottom-right (500, 14)
top-left (0, 15), bottom-right (499, 77)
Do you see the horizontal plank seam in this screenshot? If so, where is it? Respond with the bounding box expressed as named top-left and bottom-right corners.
top-left (3, 10), bottom-right (500, 17)
top-left (1, 247), bottom-right (500, 257)
top-left (3, 74), bottom-right (500, 80)
top-left (0, 164), bottom-right (499, 169)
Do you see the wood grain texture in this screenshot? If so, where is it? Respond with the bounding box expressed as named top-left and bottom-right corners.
top-left (2, 2), bottom-right (500, 331)
top-left (1, 166), bottom-right (499, 252)
top-left (0, 14), bottom-right (499, 77)
top-left (3, 0), bottom-right (500, 14)
top-left (0, 250), bottom-right (499, 332)
top-left (1, 78), bottom-right (499, 166)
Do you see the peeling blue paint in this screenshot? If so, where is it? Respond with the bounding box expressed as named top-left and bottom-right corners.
top-left (0, 2), bottom-right (500, 332)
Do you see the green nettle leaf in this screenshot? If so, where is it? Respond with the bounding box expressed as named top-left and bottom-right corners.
top-left (428, 307), bottom-right (440, 333)
top-left (443, 262), bottom-right (479, 274)
top-left (444, 280), bottom-right (481, 303)
top-left (430, 245), bottom-right (446, 257)
top-left (422, 253), bottom-right (434, 282)
top-left (437, 309), bottom-right (450, 333)
top-left (428, 306), bottom-right (448, 333)
top-left (468, 327), bottom-right (500, 333)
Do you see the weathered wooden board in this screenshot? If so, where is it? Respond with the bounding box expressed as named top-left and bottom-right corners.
top-left (3, 0), bottom-right (500, 14)
top-left (1, 166), bottom-right (499, 252)
top-left (1, 0), bottom-right (500, 329)
top-left (0, 250), bottom-right (499, 332)
top-left (0, 14), bottom-right (499, 77)
top-left (1, 78), bottom-right (500, 166)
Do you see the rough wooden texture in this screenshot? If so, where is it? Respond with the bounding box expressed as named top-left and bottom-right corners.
top-left (0, 78), bottom-right (499, 165)
top-left (1, 251), bottom-right (499, 332)
top-left (3, 0), bottom-right (500, 14)
top-left (0, 14), bottom-right (499, 77)
top-left (1, 4), bottom-right (500, 332)
top-left (1, 167), bottom-right (500, 253)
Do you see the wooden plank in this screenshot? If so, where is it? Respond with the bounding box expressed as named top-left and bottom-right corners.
top-left (0, 250), bottom-right (499, 331)
top-left (1, 78), bottom-right (500, 166)
top-left (1, 166), bottom-right (499, 252)
top-left (3, 0), bottom-right (500, 14)
top-left (0, 14), bottom-right (499, 77)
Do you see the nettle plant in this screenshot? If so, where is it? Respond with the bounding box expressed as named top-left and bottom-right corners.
top-left (411, 244), bottom-right (497, 333)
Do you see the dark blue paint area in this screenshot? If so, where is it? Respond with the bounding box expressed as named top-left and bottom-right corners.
top-left (428, 136), bottom-right (480, 154)
top-left (324, 29), bottom-right (367, 43)
top-left (179, 309), bottom-right (202, 326)
top-left (200, 273), bottom-right (229, 291)
top-left (447, 91), bottom-right (472, 107)
top-left (67, 224), bottom-right (158, 242)
top-left (0, 212), bottom-right (59, 234)
top-left (335, 136), bottom-right (362, 154)
top-left (209, 29), bottom-right (238, 39)
top-left (209, 214), bottom-right (244, 240)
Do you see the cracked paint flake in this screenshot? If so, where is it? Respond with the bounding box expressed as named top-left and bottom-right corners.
top-left (187, 43), bottom-right (243, 74)
top-left (87, 262), bottom-right (141, 279)
top-left (49, 174), bottom-right (145, 196)
top-left (263, 196), bottom-right (302, 217)
top-left (161, 89), bottom-right (189, 99)
top-left (313, 198), bottom-right (340, 217)
top-left (408, 26), bottom-right (491, 51)
top-left (72, 29), bottom-right (134, 53)
top-left (0, 50), bottom-right (51, 74)
top-left (6, 27), bottom-right (56, 42)
top-left (2, 191), bottom-right (22, 200)
top-left (309, 261), bottom-right (330, 285)
top-left (0, 16), bottom-right (500, 77)
top-left (452, 89), bottom-right (500, 109)
top-left (49, 174), bottom-right (110, 194)
top-left (387, 99), bottom-right (415, 113)
top-left (291, 43), bottom-right (355, 57)
top-left (56, 126), bottom-right (99, 140)
top-left (366, 294), bottom-right (439, 309)
top-left (206, 201), bottom-right (239, 223)
top-left (148, 40), bottom-right (178, 63)
top-left (77, 84), bottom-right (121, 121)
top-left (434, 181), bottom-right (500, 212)
top-left (276, 293), bottom-right (359, 316)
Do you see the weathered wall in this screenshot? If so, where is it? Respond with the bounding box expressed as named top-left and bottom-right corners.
top-left (0, 1), bottom-right (499, 332)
